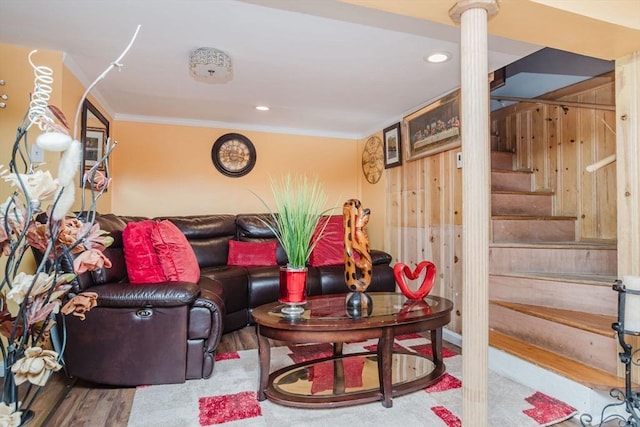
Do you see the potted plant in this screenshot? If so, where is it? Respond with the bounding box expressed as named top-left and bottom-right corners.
top-left (256, 174), bottom-right (330, 316)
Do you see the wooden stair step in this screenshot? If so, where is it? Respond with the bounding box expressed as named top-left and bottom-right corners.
top-left (491, 271), bottom-right (616, 286)
top-left (489, 242), bottom-right (617, 275)
top-left (489, 272), bottom-right (617, 315)
top-left (492, 190), bottom-right (554, 196)
top-left (490, 300), bottom-right (616, 337)
top-left (492, 215), bottom-right (577, 221)
top-left (492, 216), bottom-right (576, 243)
top-left (489, 330), bottom-right (625, 390)
top-left (491, 168), bottom-right (532, 173)
top-left (490, 302), bottom-right (618, 373)
top-left (492, 191), bottom-right (552, 216)
top-left (490, 241), bottom-right (616, 249)
top-left (491, 151), bottom-right (514, 170)
top-left (490, 273), bottom-right (616, 315)
top-left (491, 169), bottom-right (532, 192)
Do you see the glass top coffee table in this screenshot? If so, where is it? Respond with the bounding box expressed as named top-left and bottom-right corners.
top-left (251, 292), bottom-right (453, 408)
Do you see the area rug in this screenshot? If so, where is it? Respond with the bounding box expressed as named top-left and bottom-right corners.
top-left (128, 335), bottom-right (577, 427)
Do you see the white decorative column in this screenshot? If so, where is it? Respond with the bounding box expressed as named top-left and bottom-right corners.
top-left (449, 1), bottom-right (498, 425)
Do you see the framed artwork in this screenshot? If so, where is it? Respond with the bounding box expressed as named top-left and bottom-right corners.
top-left (84, 127), bottom-right (106, 168)
top-left (383, 122), bottom-right (402, 169)
top-left (80, 99), bottom-right (110, 189)
top-left (403, 89), bottom-right (460, 161)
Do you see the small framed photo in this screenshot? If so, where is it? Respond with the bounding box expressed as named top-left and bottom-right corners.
top-left (84, 128), bottom-right (105, 168)
top-left (383, 122), bottom-right (402, 169)
top-left (403, 89), bottom-right (460, 161)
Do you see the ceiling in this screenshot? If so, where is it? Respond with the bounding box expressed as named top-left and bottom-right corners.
top-left (490, 47), bottom-right (614, 111)
top-left (0, 0), bottom-right (622, 139)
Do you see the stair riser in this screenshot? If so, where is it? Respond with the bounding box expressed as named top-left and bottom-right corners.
top-left (491, 151), bottom-right (514, 170)
top-left (492, 219), bottom-right (575, 242)
top-left (489, 305), bottom-right (618, 374)
top-left (491, 171), bottom-right (532, 192)
top-left (489, 246), bottom-right (617, 275)
top-left (489, 275), bottom-right (617, 316)
top-left (491, 193), bottom-right (552, 215)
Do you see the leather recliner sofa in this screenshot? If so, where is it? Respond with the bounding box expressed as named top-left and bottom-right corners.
top-left (39, 212), bottom-right (395, 386)
top-left (175, 213), bottom-right (396, 333)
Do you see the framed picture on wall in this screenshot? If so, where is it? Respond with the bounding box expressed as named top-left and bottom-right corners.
top-left (403, 89), bottom-right (460, 161)
top-left (84, 127), bottom-right (106, 168)
top-left (383, 122), bottom-right (402, 169)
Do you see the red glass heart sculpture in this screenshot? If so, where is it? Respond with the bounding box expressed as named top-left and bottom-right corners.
top-left (393, 261), bottom-right (436, 300)
top-left (398, 299), bottom-right (432, 320)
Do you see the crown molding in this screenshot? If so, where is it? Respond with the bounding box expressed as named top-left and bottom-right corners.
top-left (114, 113), bottom-right (361, 140)
top-left (62, 53), bottom-right (114, 118)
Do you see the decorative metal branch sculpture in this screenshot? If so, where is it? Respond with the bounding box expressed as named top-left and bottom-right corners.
top-left (0, 25), bottom-right (140, 426)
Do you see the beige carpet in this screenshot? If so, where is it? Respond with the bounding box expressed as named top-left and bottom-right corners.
top-left (128, 335), bottom-right (577, 426)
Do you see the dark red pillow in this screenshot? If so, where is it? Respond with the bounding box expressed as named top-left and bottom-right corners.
top-left (122, 220), bottom-right (166, 284)
top-left (228, 240), bottom-right (278, 267)
top-left (309, 216), bottom-right (344, 267)
top-left (150, 220), bottom-right (200, 283)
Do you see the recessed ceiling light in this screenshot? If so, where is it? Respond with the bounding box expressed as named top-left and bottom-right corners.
top-left (425, 52), bottom-right (451, 63)
top-left (255, 105), bottom-right (269, 111)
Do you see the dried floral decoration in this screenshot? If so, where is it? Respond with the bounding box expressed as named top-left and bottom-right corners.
top-left (11, 347), bottom-right (63, 386)
top-left (0, 402), bottom-right (22, 427)
top-left (0, 24), bottom-right (140, 424)
top-left (61, 292), bottom-right (98, 320)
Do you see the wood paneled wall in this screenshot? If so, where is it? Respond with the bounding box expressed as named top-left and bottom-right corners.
top-left (385, 73), bottom-right (616, 335)
top-left (491, 73), bottom-right (616, 241)
top-left (386, 149), bottom-right (463, 332)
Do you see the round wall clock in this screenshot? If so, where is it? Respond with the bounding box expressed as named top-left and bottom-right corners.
top-left (211, 133), bottom-right (256, 177)
top-left (362, 136), bottom-right (384, 184)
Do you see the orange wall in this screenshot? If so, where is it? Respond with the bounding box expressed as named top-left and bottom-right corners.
top-left (0, 44), bottom-right (113, 211)
top-left (111, 121), bottom-right (361, 218)
top-left (61, 63), bottom-right (113, 214)
top-left (0, 45), bottom-right (63, 195)
top-left (0, 46), bottom-right (63, 275)
top-left (1, 43), bottom-right (389, 250)
top-left (1, 44), bottom-right (119, 271)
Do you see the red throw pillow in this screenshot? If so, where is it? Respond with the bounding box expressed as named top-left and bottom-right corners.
top-left (122, 220), bottom-right (167, 284)
top-left (150, 220), bottom-right (201, 283)
top-left (309, 216), bottom-right (344, 267)
top-left (227, 240), bottom-right (278, 267)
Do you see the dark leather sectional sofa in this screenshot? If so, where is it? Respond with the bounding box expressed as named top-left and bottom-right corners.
top-left (47, 213), bottom-right (395, 386)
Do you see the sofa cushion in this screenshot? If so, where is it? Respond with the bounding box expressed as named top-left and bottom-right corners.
top-left (157, 215), bottom-right (237, 268)
top-left (227, 240), bottom-right (278, 267)
top-left (309, 215), bottom-right (344, 267)
top-left (122, 220), bottom-right (166, 284)
top-left (235, 214), bottom-right (288, 265)
top-left (151, 220), bottom-right (201, 283)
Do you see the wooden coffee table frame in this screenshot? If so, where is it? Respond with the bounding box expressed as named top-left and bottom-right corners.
top-left (252, 293), bottom-right (453, 408)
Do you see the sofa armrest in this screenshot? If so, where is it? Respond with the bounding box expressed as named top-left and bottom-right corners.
top-left (196, 276), bottom-right (225, 315)
top-left (88, 282), bottom-right (200, 308)
top-left (187, 276), bottom-right (225, 379)
top-left (371, 249), bottom-right (392, 265)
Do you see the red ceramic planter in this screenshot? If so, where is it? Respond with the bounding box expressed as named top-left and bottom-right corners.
top-left (279, 267), bottom-right (308, 317)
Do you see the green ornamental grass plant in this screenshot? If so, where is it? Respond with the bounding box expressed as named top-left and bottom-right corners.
top-left (257, 174), bottom-right (331, 269)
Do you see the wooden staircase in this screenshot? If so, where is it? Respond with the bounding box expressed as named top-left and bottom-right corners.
top-left (488, 150), bottom-right (621, 391)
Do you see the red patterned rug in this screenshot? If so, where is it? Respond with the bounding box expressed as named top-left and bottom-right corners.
top-left (128, 335), bottom-right (577, 426)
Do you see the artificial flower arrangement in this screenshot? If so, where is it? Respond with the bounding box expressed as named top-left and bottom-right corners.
top-left (256, 174), bottom-right (331, 269)
top-left (253, 174), bottom-right (333, 316)
top-left (0, 27), bottom-right (140, 426)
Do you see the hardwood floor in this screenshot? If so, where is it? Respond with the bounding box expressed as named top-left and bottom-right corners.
top-left (27, 327), bottom-right (591, 426)
top-left (31, 327), bottom-right (266, 427)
